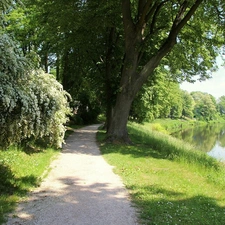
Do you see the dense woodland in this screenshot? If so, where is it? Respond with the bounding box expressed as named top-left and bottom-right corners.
top-left (1, 0), bottom-right (225, 147)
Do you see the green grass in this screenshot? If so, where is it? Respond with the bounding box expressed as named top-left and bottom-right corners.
top-left (148, 118), bottom-right (225, 134)
top-left (0, 145), bottom-right (60, 224)
top-left (97, 122), bottom-right (225, 225)
top-left (146, 118), bottom-right (200, 134)
top-left (0, 124), bottom-right (85, 224)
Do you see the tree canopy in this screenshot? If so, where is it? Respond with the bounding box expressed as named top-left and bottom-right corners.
top-left (218, 96), bottom-right (225, 117)
top-left (3, 0), bottom-right (225, 143)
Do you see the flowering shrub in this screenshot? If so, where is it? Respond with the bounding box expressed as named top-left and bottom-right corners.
top-left (0, 34), bottom-right (71, 149)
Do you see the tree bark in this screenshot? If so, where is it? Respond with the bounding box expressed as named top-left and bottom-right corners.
top-left (44, 53), bottom-right (48, 73)
top-left (105, 27), bottom-right (116, 132)
top-left (56, 53), bottom-right (60, 81)
top-left (107, 92), bottom-right (134, 143)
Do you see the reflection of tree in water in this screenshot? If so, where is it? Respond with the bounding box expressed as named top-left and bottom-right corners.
top-left (172, 124), bottom-right (225, 153)
top-left (218, 128), bottom-right (225, 147)
top-left (192, 125), bottom-right (218, 152)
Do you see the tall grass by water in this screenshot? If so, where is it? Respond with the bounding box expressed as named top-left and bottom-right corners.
top-left (148, 118), bottom-right (225, 134)
top-left (98, 122), bottom-right (225, 224)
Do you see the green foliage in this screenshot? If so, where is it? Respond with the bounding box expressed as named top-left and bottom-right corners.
top-left (71, 91), bottom-right (101, 125)
top-left (191, 92), bottom-right (218, 121)
top-left (218, 96), bottom-right (225, 116)
top-left (0, 34), bottom-right (29, 79)
top-left (0, 27), bottom-right (71, 148)
top-left (148, 119), bottom-right (198, 134)
top-left (0, 0), bottom-right (20, 17)
top-left (131, 70), bottom-right (222, 122)
top-left (130, 69), bottom-right (179, 122)
top-left (12, 0), bottom-right (121, 123)
top-left (130, 69), bottom-right (195, 122)
top-left (4, 0), bottom-right (225, 133)
top-left (181, 90), bottom-right (194, 118)
top-left (150, 123), bottom-right (168, 134)
top-left (0, 69), bottom-right (71, 148)
top-left (0, 0), bottom-right (71, 150)
top-left (168, 84), bottom-right (183, 119)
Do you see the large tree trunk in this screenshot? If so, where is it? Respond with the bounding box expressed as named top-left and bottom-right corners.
top-left (107, 91), bottom-right (134, 143)
top-left (105, 27), bottom-right (117, 132)
top-left (106, 54), bottom-right (158, 143)
top-left (106, 0), bottom-right (203, 143)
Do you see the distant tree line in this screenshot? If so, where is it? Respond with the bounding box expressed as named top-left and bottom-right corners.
top-left (130, 72), bottom-right (225, 122)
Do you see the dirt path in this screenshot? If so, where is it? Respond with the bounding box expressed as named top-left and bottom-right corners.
top-left (5, 125), bottom-right (139, 225)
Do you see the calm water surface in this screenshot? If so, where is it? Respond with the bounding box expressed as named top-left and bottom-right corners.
top-left (171, 123), bottom-right (225, 161)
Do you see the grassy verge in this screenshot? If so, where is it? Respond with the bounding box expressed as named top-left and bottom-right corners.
top-left (97, 122), bottom-right (225, 225)
top-left (146, 118), bottom-right (225, 134)
top-left (0, 145), bottom-right (60, 224)
top-left (146, 118), bottom-right (204, 134)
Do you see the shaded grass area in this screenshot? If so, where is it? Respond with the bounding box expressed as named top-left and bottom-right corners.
top-left (0, 146), bottom-right (59, 224)
top-left (97, 122), bottom-right (225, 225)
top-left (0, 124), bottom-right (84, 224)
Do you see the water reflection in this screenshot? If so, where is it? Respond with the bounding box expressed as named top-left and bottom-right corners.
top-left (171, 124), bottom-right (225, 161)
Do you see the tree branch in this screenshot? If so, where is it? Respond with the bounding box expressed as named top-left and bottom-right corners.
top-left (135, 0), bottom-right (204, 92)
top-left (122, 0), bottom-right (135, 39)
top-left (170, 0), bottom-right (203, 39)
top-left (138, 0), bottom-right (146, 18)
top-left (149, 0), bottom-right (168, 34)
top-left (137, 0), bottom-right (153, 28)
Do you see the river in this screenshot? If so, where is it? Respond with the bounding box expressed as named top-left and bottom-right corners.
top-left (171, 123), bottom-right (225, 161)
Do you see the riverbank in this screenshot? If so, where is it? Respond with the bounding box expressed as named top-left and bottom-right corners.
top-left (145, 118), bottom-right (225, 134)
top-left (98, 122), bottom-right (225, 224)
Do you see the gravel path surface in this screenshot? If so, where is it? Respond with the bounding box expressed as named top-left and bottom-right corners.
top-left (5, 124), bottom-right (139, 225)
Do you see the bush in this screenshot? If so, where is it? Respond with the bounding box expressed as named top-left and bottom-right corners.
top-left (151, 123), bottom-right (168, 134)
top-left (0, 34), bottom-right (71, 149)
top-left (0, 70), bottom-right (71, 148)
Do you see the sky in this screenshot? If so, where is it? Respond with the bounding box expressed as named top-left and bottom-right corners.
top-left (180, 59), bottom-right (225, 100)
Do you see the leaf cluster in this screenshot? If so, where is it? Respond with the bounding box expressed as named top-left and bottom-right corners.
top-left (0, 17), bottom-right (71, 148)
top-left (0, 69), bottom-right (71, 149)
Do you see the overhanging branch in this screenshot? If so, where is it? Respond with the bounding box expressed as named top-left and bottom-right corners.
top-left (170, 0), bottom-right (204, 38)
top-left (135, 0), bottom-right (204, 92)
